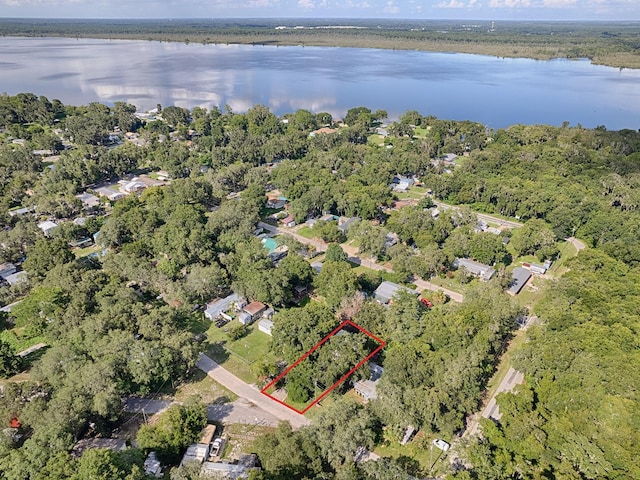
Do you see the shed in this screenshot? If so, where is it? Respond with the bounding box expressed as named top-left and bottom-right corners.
top-left (258, 319), bottom-right (274, 336)
top-left (281, 215), bottom-right (296, 227)
top-left (508, 267), bottom-right (532, 295)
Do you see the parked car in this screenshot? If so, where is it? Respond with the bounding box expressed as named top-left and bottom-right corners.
top-left (420, 297), bottom-right (433, 308)
top-left (211, 437), bottom-right (224, 456)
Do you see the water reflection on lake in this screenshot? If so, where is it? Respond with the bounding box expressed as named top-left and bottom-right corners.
top-left (2, 37), bottom-right (639, 129)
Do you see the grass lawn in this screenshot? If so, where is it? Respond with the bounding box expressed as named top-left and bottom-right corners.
top-left (413, 127), bottom-right (430, 138)
top-left (548, 240), bottom-right (579, 277)
top-left (367, 134), bottom-right (385, 146)
top-left (426, 276), bottom-right (470, 295)
top-left (296, 226), bottom-right (315, 239)
top-left (173, 369), bottom-right (237, 404)
top-left (374, 430), bottom-right (443, 475)
top-left (73, 244), bottom-right (102, 258)
top-left (204, 323), bottom-right (276, 384)
top-left (219, 424), bottom-right (276, 460)
top-left (0, 328), bottom-right (46, 353)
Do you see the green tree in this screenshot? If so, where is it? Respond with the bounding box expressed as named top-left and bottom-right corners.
top-left (314, 260), bottom-right (359, 310)
top-left (325, 243), bottom-right (348, 263)
top-left (23, 238), bottom-right (75, 281)
top-left (137, 403), bottom-right (207, 463)
top-left (0, 339), bottom-right (22, 378)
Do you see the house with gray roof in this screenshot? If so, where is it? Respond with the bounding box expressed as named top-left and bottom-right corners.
top-left (453, 258), bottom-right (495, 281)
top-left (373, 281), bottom-right (417, 304)
top-left (508, 267), bottom-right (532, 295)
top-left (204, 293), bottom-right (245, 321)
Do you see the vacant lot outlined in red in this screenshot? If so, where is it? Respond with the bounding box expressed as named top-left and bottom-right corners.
top-left (260, 319), bottom-right (386, 414)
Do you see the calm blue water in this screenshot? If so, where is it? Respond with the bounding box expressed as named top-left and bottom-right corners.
top-left (1, 37), bottom-right (639, 130)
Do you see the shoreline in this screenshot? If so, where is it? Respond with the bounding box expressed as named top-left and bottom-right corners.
top-left (1, 20), bottom-right (639, 69)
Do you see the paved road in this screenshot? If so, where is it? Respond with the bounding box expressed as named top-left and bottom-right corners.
top-left (259, 221), bottom-right (327, 252)
top-left (123, 397), bottom-right (172, 415)
top-left (197, 353), bottom-right (311, 429)
top-left (482, 367), bottom-right (524, 421)
top-left (433, 200), bottom-right (524, 229)
top-left (17, 342), bottom-right (47, 358)
top-left (207, 398), bottom-right (280, 427)
top-left (413, 278), bottom-right (464, 304)
top-left (261, 222), bottom-right (464, 303)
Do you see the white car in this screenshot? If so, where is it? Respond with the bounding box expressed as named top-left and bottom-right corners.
top-left (211, 438), bottom-right (224, 456)
top-left (432, 438), bottom-right (450, 452)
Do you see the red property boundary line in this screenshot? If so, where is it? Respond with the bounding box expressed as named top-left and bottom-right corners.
top-left (261, 319), bottom-right (386, 415)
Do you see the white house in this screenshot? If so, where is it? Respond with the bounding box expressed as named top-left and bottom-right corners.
top-left (38, 220), bottom-right (58, 236)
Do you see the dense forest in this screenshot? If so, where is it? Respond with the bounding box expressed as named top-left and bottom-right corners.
top-left (1, 18), bottom-right (639, 68)
top-left (0, 92), bottom-right (639, 479)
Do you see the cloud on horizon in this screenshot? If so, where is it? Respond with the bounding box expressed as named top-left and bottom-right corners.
top-left (0, 0), bottom-right (637, 20)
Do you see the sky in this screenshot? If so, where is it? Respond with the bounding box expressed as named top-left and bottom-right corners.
top-left (0, 0), bottom-right (638, 21)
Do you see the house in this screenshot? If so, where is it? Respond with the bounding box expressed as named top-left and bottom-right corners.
top-left (523, 262), bottom-right (547, 275)
top-left (4, 271), bottom-right (27, 286)
top-left (72, 438), bottom-right (127, 458)
top-left (238, 311), bottom-right (252, 325)
top-left (204, 293), bottom-right (244, 321)
top-left (266, 198), bottom-right (286, 209)
top-left (442, 153), bottom-right (458, 165)
top-left (201, 460), bottom-right (258, 479)
top-left (241, 302), bottom-right (266, 325)
top-left (353, 363), bottom-right (384, 401)
top-left (120, 179), bottom-right (147, 194)
top-left (374, 281), bottom-right (417, 304)
top-left (453, 258), bottom-right (496, 281)
top-left (258, 319), bottom-right (274, 336)
top-left (37, 220), bottom-right (58, 236)
top-left (8, 206), bottom-right (33, 217)
top-left (262, 307), bottom-right (275, 319)
top-left (95, 186), bottom-right (126, 201)
top-left (69, 237), bottom-right (94, 249)
top-left (319, 214), bottom-right (338, 222)
top-left (309, 127), bottom-right (337, 137)
top-left (311, 261), bottom-right (323, 273)
top-left (144, 452), bottom-right (162, 478)
top-left (338, 216), bottom-right (360, 234)
top-left (181, 443), bottom-right (210, 466)
top-left (384, 232), bottom-right (399, 248)
top-left (392, 175), bottom-right (415, 192)
top-left (400, 425), bottom-right (417, 446)
top-left (281, 215), bottom-right (296, 228)
top-left (0, 263), bottom-right (17, 280)
top-left (508, 267), bottom-right (532, 295)
top-left (76, 192), bottom-right (100, 210)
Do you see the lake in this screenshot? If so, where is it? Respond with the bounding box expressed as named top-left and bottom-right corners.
top-left (1, 36), bottom-right (639, 130)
